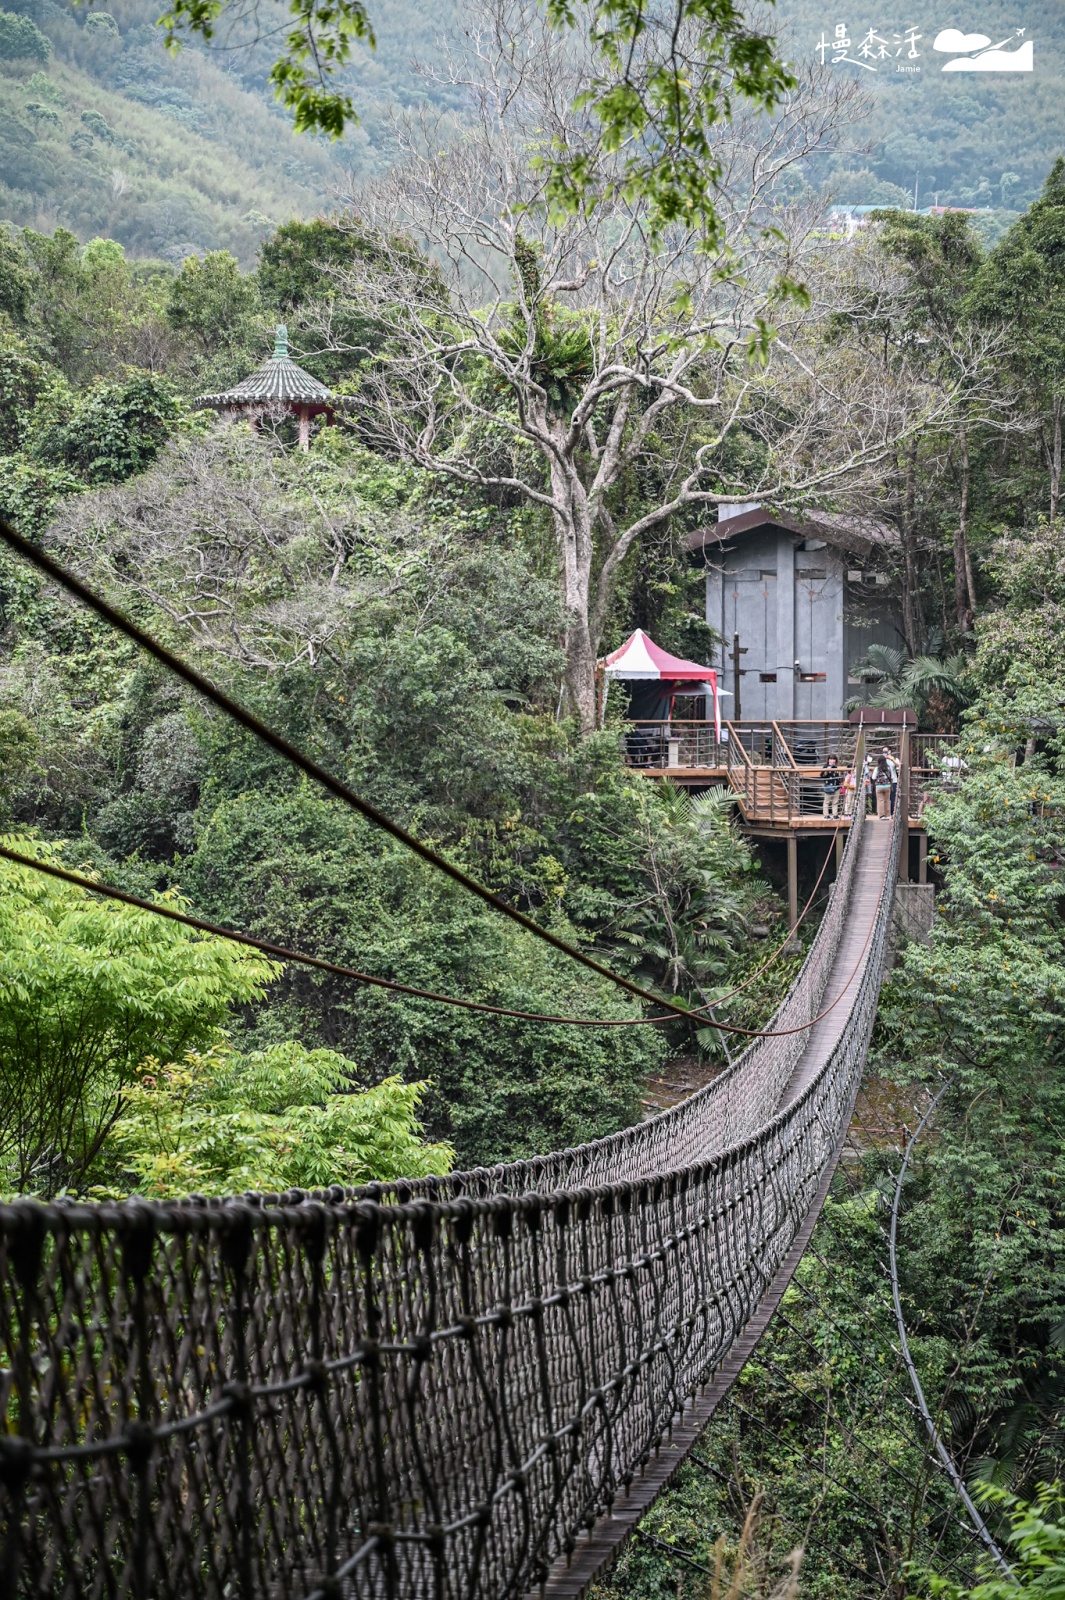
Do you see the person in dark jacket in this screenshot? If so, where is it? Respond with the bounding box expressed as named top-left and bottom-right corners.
top-left (874, 754), bottom-right (893, 818)
top-left (821, 754), bottom-right (842, 818)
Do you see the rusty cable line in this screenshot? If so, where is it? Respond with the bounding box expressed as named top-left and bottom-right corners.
top-left (0, 831), bottom-right (882, 1037)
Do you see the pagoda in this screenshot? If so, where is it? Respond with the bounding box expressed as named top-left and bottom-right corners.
top-left (196, 325), bottom-right (335, 450)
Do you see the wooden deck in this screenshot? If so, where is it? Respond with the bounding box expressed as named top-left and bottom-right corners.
top-left (625, 719), bottom-right (954, 838)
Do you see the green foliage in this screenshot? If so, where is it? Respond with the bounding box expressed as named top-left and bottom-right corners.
top-left (30, 372), bottom-right (182, 483)
top-left (258, 216), bottom-right (366, 310)
top-left (544, 0), bottom-right (794, 247)
top-left (966, 522), bottom-right (1065, 737)
top-left (108, 1042), bottom-right (452, 1196)
top-left (0, 710), bottom-right (38, 823)
top-left (0, 454), bottom-right (82, 534)
top-left (968, 160), bottom-right (1065, 409)
top-left (179, 784), bottom-right (665, 1167)
top-left (918, 1484), bottom-right (1065, 1599)
top-left (0, 8), bottom-right (50, 63)
top-left (875, 744), bottom-right (1065, 1491)
top-left (0, 224), bottom-right (32, 323)
top-left (0, 330), bottom-right (51, 452)
top-left (166, 249), bottom-right (263, 361)
top-left (257, 216), bottom-right (428, 381)
top-left (156, 0), bottom-right (793, 253)
top-left (158, 0), bottom-right (373, 137)
top-left (845, 642), bottom-right (971, 728)
top-left (497, 236), bottom-right (594, 420)
top-left (84, 13), bottom-right (120, 37)
top-left (0, 836), bottom-right (277, 1194)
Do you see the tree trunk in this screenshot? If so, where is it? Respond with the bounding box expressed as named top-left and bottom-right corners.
top-left (1052, 393), bottom-right (1062, 522)
top-left (562, 608), bottom-right (598, 732)
top-left (550, 449), bottom-right (599, 733)
top-left (953, 428), bottom-right (974, 633)
top-left (901, 440), bottom-right (920, 654)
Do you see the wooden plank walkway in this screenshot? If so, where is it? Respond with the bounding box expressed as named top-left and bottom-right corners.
top-left (779, 817), bottom-right (892, 1110)
top-left (536, 815), bottom-right (894, 1599)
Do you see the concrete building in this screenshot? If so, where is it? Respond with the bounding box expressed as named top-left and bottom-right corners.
top-left (687, 505), bottom-right (902, 722)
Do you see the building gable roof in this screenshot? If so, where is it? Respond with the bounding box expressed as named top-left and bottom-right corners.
top-left (686, 506), bottom-right (897, 563)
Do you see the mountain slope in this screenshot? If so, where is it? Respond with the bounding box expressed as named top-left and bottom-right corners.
top-left (775, 0), bottom-right (1065, 210)
top-left (0, 0), bottom-right (350, 263)
top-left (1, 0), bottom-right (1063, 262)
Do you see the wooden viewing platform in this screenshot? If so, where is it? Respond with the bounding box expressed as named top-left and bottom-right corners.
top-left (623, 718), bottom-right (959, 921)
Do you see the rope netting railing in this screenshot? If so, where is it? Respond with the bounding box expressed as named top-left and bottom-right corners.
top-left (384, 780), bottom-right (870, 1202)
top-left (0, 783), bottom-right (901, 1600)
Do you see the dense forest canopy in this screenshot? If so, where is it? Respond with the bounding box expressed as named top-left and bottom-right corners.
top-left (3, 0), bottom-right (1065, 1593)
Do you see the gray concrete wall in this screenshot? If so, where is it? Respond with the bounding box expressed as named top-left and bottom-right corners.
top-left (893, 881), bottom-right (935, 944)
top-left (703, 520), bottom-right (903, 722)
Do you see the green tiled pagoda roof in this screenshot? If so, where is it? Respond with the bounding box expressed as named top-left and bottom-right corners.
top-left (196, 326), bottom-right (333, 409)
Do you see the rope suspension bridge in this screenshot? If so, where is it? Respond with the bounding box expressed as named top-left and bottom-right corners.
top-left (0, 518), bottom-right (932, 1599)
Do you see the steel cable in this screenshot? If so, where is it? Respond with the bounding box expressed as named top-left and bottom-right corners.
top-left (0, 826), bottom-right (842, 1033)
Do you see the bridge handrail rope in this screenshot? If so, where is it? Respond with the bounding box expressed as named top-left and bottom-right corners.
top-left (0, 720), bottom-right (905, 1598)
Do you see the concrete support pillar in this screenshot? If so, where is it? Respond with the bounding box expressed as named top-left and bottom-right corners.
top-left (918, 830), bottom-right (928, 884)
top-left (787, 834), bottom-right (798, 931)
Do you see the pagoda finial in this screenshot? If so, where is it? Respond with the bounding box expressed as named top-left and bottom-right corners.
top-left (273, 324), bottom-right (289, 359)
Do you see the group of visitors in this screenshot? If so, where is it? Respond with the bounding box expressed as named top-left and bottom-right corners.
top-left (819, 748), bottom-right (899, 819)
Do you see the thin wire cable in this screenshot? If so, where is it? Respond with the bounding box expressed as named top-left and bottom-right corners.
top-left (0, 831), bottom-right (890, 1039)
top-left (0, 843), bottom-right (672, 1029)
top-left (889, 1084), bottom-right (1015, 1579)
top-left (0, 516), bottom-right (689, 1019)
top-left (690, 1424), bottom-right (970, 1590)
top-left (699, 819), bottom-right (844, 1011)
top-left (723, 1399), bottom-right (981, 1586)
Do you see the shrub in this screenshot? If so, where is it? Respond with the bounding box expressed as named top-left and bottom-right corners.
top-left (33, 373), bottom-right (182, 483)
top-left (108, 1043), bottom-right (453, 1197)
top-left (0, 837), bottom-right (277, 1194)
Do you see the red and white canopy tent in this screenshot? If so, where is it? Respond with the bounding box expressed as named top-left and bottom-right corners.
top-left (598, 629), bottom-right (722, 738)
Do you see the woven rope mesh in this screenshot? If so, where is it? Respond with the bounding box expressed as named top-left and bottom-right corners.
top-left (0, 800), bottom-right (902, 1599)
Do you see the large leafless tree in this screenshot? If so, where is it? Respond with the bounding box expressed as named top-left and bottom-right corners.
top-left (315, 0), bottom-right (1003, 727)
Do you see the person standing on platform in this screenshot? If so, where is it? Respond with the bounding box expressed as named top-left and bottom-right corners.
top-left (874, 754), bottom-right (893, 818)
top-left (841, 764), bottom-right (857, 817)
top-left (882, 746), bottom-right (899, 814)
top-left (821, 754), bottom-right (842, 818)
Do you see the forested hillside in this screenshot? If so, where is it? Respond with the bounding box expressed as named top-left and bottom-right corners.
top-left (4, 2), bottom-right (1065, 1593)
top-left (3, 0), bottom-right (1065, 257)
top-left (777, 0), bottom-right (1065, 213)
top-left (0, 0), bottom-right (461, 262)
